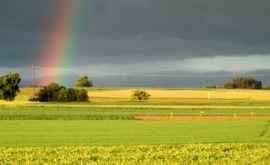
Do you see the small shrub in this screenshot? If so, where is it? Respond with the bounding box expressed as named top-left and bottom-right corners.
top-left (132, 90), bottom-right (151, 101)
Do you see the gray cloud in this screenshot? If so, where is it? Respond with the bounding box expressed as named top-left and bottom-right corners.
top-left (1, 0), bottom-right (270, 86)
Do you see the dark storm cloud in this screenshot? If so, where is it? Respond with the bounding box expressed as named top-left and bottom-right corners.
top-left (78, 0), bottom-right (270, 62)
top-left (0, 0), bottom-right (57, 66)
top-left (87, 0), bottom-right (270, 41)
top-left (1, 0), bottom-right (270, 72)
top-left (78, 0), bottom-right (270, 65)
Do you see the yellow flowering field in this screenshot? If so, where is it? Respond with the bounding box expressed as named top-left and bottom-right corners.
top-left (0, 144), bottom-right (269, 165)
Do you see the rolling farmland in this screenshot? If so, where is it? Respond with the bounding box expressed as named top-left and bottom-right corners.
top-left (0, 88), bottom-right (269, 164)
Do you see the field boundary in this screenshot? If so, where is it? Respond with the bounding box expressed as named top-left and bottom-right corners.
top-left (2, 103), bottom-right (270, 109)
top-left (135, 115), bottom-right (270, 121)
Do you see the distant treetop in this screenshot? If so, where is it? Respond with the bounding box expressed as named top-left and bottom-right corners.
top-left (75, 76), bottom-right (93, 87)
top-left (224, 77), bottom-right (262, 89)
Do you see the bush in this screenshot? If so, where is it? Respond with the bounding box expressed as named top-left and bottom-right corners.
top-left (132, 90), bottom-right (151, 101)
top-left (0, 73), bottom-right (21, 101)
top-left (76, 89), bottom-right (89, 101)
top-left (75, 76), bottom-right (93, 87)
top-left (224, 77), bottom-right (262, 89)
top-left (30, 83), bottom-right (89, 102)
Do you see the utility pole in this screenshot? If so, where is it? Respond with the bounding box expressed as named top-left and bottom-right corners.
top-left (31, 64), bottom-right (37, 94)
top-left (31, 64), bottom-right (36, 87)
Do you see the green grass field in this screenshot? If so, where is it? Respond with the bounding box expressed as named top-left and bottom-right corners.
top-left (0, 120), bottom-right (269, 147)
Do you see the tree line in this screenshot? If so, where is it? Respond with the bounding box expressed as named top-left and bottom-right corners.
top-left (0, 73), bottom-right (93, 102)
top-left (30, 83), bottom-right (89, 102)
top-left (0, 72), bottom-right (268, 102)
top-left (30, 76), bottom-right (93, 102)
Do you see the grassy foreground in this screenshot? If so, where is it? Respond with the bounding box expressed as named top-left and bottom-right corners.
top-left (0, 120), bottom-right (269, 146)
top-left (0, 144), bottom-right (269, 164)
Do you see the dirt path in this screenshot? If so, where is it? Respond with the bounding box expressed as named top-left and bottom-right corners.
top-left (134, 115), bottom-right (270, 121)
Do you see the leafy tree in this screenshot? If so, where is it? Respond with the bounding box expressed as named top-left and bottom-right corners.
top-left (46, 83), bottom-right (65, 101)
top-left (75, 76), bottom-right (93, 87)
top-left (57, 88), bottom-right (69, 102)
top-left (132, 90), bottom-right (151, 101)
top-left (0, 73), bottom-right (21, 101)
top-left (34, 88), bottom-right (49, 102)
top-left (76, 89), bottom-right (89, 101)
top-left (66, 88), bottom-right (78, 102)
top-left (224, 77), bottom-right (262, 89)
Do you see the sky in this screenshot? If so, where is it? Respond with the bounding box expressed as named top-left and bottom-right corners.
top-left (1, 0), bottom-right (270, 87)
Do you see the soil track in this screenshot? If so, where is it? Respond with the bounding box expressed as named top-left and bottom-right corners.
top-left (135, 115), bottom-right (270, 121)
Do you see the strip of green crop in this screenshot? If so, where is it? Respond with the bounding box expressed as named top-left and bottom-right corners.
top-left (0, 120), bottom-right (268, 146)
top-left (0, 106), bottom-right (270, 120)
top-left (0, 114), bottom-right (134, 120)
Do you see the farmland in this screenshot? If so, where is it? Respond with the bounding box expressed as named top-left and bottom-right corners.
top-left (0, 88), bottom-right (270, 163)
top-left (15, 87), bottom-right (270, 105)
top-left (0, 120), bottom-right (269, 147)
top-left (0, 144), bottom-right (269, 164)
top-left (0, 106), bottom-right (270, 120)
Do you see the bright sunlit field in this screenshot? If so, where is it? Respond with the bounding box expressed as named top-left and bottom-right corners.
top-left (13, 87), bottom-right (270, 105)
top-left (0, 87), bottom-right (270, 164)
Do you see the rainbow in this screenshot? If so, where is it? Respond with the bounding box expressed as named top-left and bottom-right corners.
top-left (38, 0), bottom-right (83, 85)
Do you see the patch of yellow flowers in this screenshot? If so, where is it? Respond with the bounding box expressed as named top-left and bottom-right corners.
top-left (0, 144), bottom-right (269, 164)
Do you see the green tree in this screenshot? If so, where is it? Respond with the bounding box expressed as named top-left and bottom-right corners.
top-left (132, 90), bottom-right (151, 101)
top-left (57, 88), bottom-right (69, 102)
top-left (75, 76), bottom-right (93, 87)
top-left (76, 89), bottom-right (89, 101)
top-left (46, 83), bottom-right (65, 101)
top-left (66, 88), bottom-right (78, 101)
top-left (224, 77), bottom-right (262, 89)
top-left (0, 73), bottom-right (21, 101)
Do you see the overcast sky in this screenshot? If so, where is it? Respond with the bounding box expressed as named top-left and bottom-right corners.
top-left (1, 0), bottom-right (270, 86)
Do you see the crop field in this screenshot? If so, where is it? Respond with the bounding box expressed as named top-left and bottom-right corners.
top-left (0, 106), bottom-right (270, 120)
top-left (0, 88), bottom-right (270, 163)
top-left (0, 120), bottom-right (269, 147)
top-left (0, 144), bottom-right (269, 164)
top-left (14, 88), bottom-right (270, 105)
